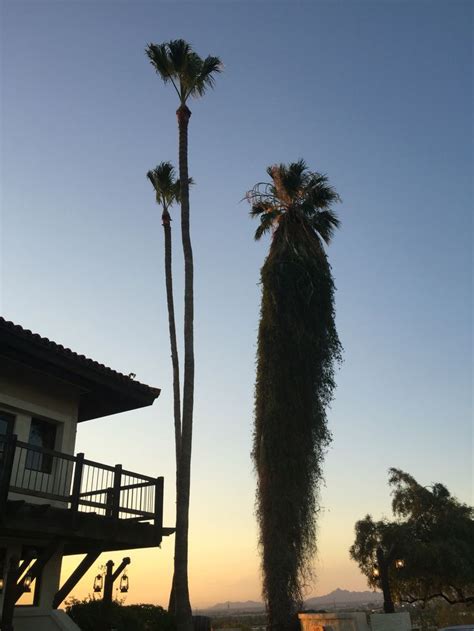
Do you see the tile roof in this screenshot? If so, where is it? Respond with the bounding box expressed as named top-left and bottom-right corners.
top-left (0, 316), bottom-right (159, 397)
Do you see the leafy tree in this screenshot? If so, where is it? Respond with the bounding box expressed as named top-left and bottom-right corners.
top-left (246, 160), bottom-right (342, 631)
top-left (350, 468), bottom-right (474, 612)
top-left (146, 40), bottom-right (222, 631)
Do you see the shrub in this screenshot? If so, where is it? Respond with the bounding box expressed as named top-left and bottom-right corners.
top-left (65, 597), bottom-right (177, 631)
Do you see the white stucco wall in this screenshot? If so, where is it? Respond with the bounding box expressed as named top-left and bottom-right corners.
top-left (0, 357), bottom-right (81, 506)
top-left (13, 608), bottom-right (81, 630)
top-left (0, 357), bottom-right (80, 453)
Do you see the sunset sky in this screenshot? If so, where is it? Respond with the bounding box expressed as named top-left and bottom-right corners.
top-left (1, 0), bottom-right (472, 609)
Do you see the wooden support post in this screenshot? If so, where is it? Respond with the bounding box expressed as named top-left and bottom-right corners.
top-left (70, 453), bottom-right (84, 513)
top-left (112, 465), bottom-right (122, 520)
top-left (105, 488), bottom-right (113, 518)
top-left (1, 554), bottom-right (19, 631)
top-left (154, 476), bottom-right (164, 537)
top-left (101, 560), bottom-right (114, 631)
top-left (53, 550), bottom-right (101, 609)
top-left (0, 435), bottom-right (16, 516)
top-left (103, 560), bottom-right (114, 605)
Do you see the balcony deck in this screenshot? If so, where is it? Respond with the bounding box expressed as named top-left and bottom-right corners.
top-left (0, 434), bottom-right (173, 554)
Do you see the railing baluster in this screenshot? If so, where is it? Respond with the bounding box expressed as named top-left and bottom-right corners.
top-left (112, 464), bottom-right (122, 519)
top-left (71, 453), bottom-right (84, 513)
top-left (154, 477), bottom-right (164, 533)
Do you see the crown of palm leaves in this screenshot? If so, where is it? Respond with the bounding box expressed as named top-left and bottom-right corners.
top-left (246, 159), bottom-right (341, 243)
top-left (146, 39), bottom-right (222, 104)
top-left (147, 162), bottom-right (194, 209)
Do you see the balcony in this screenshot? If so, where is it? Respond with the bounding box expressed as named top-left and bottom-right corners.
top-left (0, 434), bottom-right (173, 554)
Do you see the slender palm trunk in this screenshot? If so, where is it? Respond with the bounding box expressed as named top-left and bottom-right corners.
top-left (162, 207), bottom-right (182, 471)
top-left (172, 103), bottom-right (194, 631)
top-left (163, 204), bottom-right (181, 616)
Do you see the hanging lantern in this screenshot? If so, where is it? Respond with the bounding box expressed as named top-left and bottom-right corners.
top-left (23, 574), bottom-right (32, 593)
top-left (395, 559), bottom-right (405, 569)
top-left (119, 573), bottom-right (129, 593)
top-left (93, 574), bottom-right (103, 593)
top-left (0, 577), bottom-right (4, 593)
top-left (372, 565), bottom-right (380, 578)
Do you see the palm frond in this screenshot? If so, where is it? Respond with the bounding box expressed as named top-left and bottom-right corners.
top-left (192, 55), bottom-right (223, 97)
top-left (310, 210), bottom-right (341, 245)
top-left (147, 39), bottom-right (222, 103)
top-left (283, 160), bottom-right (310, 199)
top-left (167, 39), bottom-right (192, 74)
top-left (174, 177), bottom-right (194, 203)
top-left (249, 201), bottom-right (275, 218)
top-left (147, 161), bottom-right (180, 207)
top-left (254, 221), bottom-right (271, 241)
top-left (254, 210), bottom-right (280, 241)
top-left (247, 160), bottom-right (341, 245)
top-left (146, 42), bottom-right (180, 98)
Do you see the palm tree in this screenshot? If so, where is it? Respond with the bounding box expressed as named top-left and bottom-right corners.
top-left (146, 40), bottom-right (222, 631)
top-left (146, 162), bottom-right (183, 480)
top-left (246, 160), bottom-right (343, 631)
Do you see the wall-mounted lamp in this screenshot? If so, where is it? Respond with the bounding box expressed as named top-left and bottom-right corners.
top-left (0, 577), bottom-right (4, 593)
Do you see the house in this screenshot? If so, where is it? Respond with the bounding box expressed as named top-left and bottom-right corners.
top-left (0, 317), bottom-right (173, 630)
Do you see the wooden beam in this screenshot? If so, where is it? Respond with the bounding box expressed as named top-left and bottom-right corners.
top-left (53, 550), bottom-right (101, 609)
top-left (111, 557), bottom-right (130, 582)
top-left (14, 539), bottom-right (62, 603)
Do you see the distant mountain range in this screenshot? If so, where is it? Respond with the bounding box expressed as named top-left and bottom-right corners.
top-left (305, 588), bottom-right (383, 608)
top-left (206, 589), bottom-right (382, 612)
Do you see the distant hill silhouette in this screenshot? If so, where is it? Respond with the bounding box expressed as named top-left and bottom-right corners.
top-left (206, 589), bottom-right (382, 612)
top-left (305, 588), bottom-right (383, 608)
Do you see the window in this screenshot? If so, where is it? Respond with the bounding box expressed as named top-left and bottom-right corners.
top-left (25, 418), bottom-right (57, 474)
top-left (0, 410), bottom-right (14, 465)
top-left (0, 411), bottom-right (14, 436)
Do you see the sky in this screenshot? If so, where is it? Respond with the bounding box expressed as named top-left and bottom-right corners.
top-left (0, 0), bottom-right (472, 610)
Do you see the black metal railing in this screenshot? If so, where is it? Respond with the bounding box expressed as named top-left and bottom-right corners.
top-left (0, 434), bottom-right (163, 530)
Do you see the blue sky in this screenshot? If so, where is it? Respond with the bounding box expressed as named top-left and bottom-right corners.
top-left (1, 0), bottom-right (472, 606)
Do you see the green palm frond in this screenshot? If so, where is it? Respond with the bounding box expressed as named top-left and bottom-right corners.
top-left (147, 39), bottom-right (222, 104)
top-left (249, 201), bottom-right (275, 218)
top-left (147, 161), bottom-right (179, 207)
top-left (145, 43), bottom-right (180, 98)
top-left (173, 177), bottom-right (194, 203)
top-left (310, 210), bottom-right (340, 245)
top-left (246, 160), bottom-right (341, 244)
top-left (192, 55), bottom-right (223, 97)
top-left (254, 210), bottom-right (280, 241)
top-left (167, 39), bottom-right (192, 73)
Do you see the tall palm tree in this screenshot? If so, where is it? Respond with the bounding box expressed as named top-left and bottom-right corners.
top-left (146, 162), bottom-right (183, 478)
top-left (146, 40), bottom-right (222, 631)
top-left (246, 160), bottom-right (343, 631)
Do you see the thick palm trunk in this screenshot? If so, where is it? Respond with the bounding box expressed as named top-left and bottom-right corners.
top-left (171, 103), bottom-right (194, 631)
top-left (254, 218), bottom-right (339, 631)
